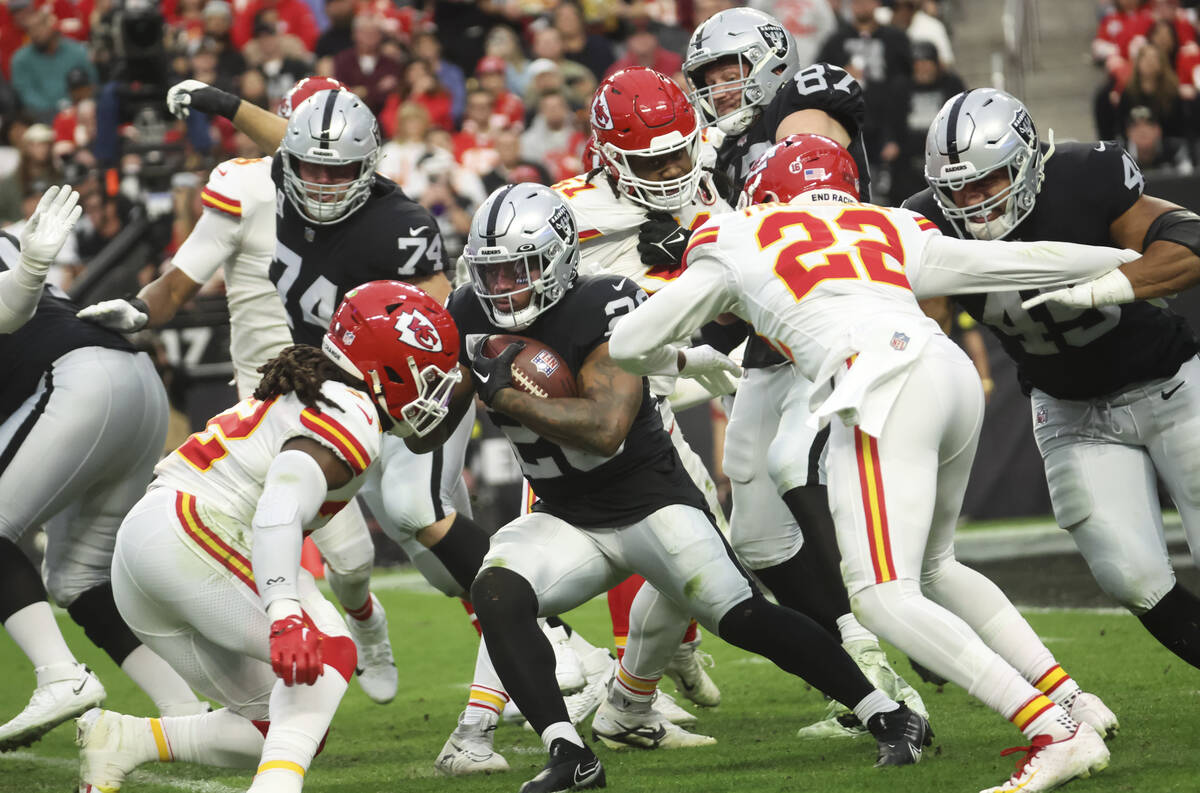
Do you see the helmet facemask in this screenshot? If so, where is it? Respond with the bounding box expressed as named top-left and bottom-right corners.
top-left (282, 150), bottom-right (378, 225)
top-left (601, 127), bottom-right (703, 212)
top-left (686, 53), bottom-right (771, 136)
top-left (928, 146), bottom-right (1041, 241)
top-left (390, 357), bottom-right (462, 438)
top-left (467, 242), bottom-right (573, 331)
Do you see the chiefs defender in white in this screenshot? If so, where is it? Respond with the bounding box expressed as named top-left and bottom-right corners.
top-left (78, 77), bottom-right (401, 703)
top-left (77, 282), bottom-right (462, 793)
top-left (610, 135), bottom-right (1131, 793)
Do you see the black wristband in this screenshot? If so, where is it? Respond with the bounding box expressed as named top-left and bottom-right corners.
top-left (128, 297), bottom-right (150, 316)
top-left (194, 85), bottom-right (242, 120)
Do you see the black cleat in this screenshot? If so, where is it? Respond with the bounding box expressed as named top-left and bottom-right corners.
top-left (519, 738), bottom-right (607, 793)
top-left (866, 702), bottom-right (933, 767)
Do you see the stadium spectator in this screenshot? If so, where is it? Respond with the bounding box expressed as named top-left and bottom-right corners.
top-left (481, 127), bottom-right (551, 193)
top-left (555, 1), bottom-right (616, 79)
top-left (520, 90), bottom-right (586, 181)
top-left (747, 0), bottom-right (837, 68)
top-left (525, 26), bottom-right (596, 108)
top-left (50, 66), bottom-right (94, 151)
top-left (195, 1), bottom-right (246, 91)
top-left (879, 0), bottom-right (956, 66)
top-left (1, 1), bottom-right (36, 79)
top-left (603, 14), bottom-right (683, 81)
top-left (476, 55), bottom-right (526, 130)
top-left (243, 11), bottom-right (312, 109)
top-left (231, 0), bottom-right (318, 52)
top-left (332, 13), bottom-right (404, 116)
top-left (167, 0), bottom-right (208, 45)
top-left (484, 25), bottom-right (529, 96)
top-left (1147, 0), bottom-right (1197, 48)
top-left (10, 6), bottom-right (97, 123)
top-left (75, 187), bottom-right (131, 262)
top-left (452, 88), bottom-right (502, 174)
top-left (379, 99), bottom-right (432, 188)
top-left (894, 40), bottom-right (965, 198)
top-left (314, 0), bottom-right (355, 71)
top-left (1124, 103), bottom-right (1195, 174)
top-left (414, 30), bottom-right (466, 126)
top-left (1119, 41), bottom-right (1189, 138)
top-left (414, 149), bottom-right (477, 258)
top-left (1093, 0), bottom-right (1153, 66)
top-left (398, 58), bottom-right (454, 132)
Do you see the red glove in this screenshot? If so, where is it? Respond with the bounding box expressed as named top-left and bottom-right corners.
top-left (269, 615), bottom-right (324, 686)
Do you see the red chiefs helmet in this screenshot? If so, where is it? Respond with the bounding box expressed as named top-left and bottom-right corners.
top-left (279, 76), bottom-right (349, 119)
top-left (322, 281), bottom-right (462, 438)
top-left (590, 67), bottom-right (703, 211)
top-left (740, 134), bottom-right (861, 208)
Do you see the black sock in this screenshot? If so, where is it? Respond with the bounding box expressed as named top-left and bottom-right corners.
top-left (67, 583), bottom-right (140, 665)
top-left (0, 537), bottom-right (49, 623)
top-left (753, 485), bottom-right (851, 638)
top-left (718, 595), bottom-right (874, 709)
top-left (428, 512), bottom-right (492, 594)
top-left (1138, 582), bottom-right (1200, 669)
top-left (471, 567), bottom-right (570, 733)
top-left (545, 615), bottom-right (572, 636)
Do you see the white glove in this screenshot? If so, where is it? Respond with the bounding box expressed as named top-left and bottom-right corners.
top-left (1021, 269), bottom-right (1135, 311)
top-left (678, 344), bottom-right (742, 395)
top-left (166, 78), bottom-right (241, 120)
top-left (19, 185), bottom-right (82, 273)
top-left (77, 298), bottom-right (150, 332)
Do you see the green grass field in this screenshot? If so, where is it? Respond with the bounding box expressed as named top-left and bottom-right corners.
top-left (3, 574), bottom-right (1199, 793)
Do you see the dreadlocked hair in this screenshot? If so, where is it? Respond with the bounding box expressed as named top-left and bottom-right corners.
top-left (254, 345), bottom-right (351, 412)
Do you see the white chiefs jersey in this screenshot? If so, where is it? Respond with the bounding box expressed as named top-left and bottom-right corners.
top-left (173, 156), bottom-right (292, 398)
top-left (152, 381), bottom-right (382, 567)
top-left (610, 199), bottom-right (1138, 434)
top-left (552, 171), bottom-right (732, 294)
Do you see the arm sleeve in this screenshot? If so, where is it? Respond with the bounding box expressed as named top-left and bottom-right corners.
top-left (171, 208), bottom-right (243, 286)
top-left (913, 235), bottom-right (1141, 297)
top-left (251, 449), bottom-right (328, 610)
top-left (608, 256), bottom-right (737, 376)
top-left (0, 233), bottom-right (43, 334)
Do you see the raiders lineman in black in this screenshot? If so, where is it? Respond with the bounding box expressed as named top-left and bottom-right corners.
top-left (667, 7), bottom-right (925, 733)
top-left (0, 187), bottom-right (205, 750)
top-left (905, 87), bottom-right (1200, 670)
top-left (412, 183), bottom-right (930, 792)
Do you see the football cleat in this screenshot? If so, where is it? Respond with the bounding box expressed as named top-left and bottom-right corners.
top-left (345, 594), bottom-right (397, 704)
top-left (847, 640), bottom-right (929, 721)
top-left (435, 709), bottom-right (510, 776)
top-left (1068, 692), bottom-right (1118, 740)
top-left (651, 689), bottom-right (698, 727)
top-left (563, 649), bottom-right (615, 726)
top-left (1, 665), bottom-right (105, 752)
top-left (796, 699), bottom-right (867, 740)
top-left (866, 703), bottom-right (933, 767)
top-left (519, 738), bottom-right (606, 793)
top-left (980, 723), bottom-right (1109, 793)
top-left (76, 708), bottom-right (154, 793)
top-left (663, 637), bottom-right (721, 707)
top-left (546, 623), bottom-right (586, 695)
top-left (592, 695), bottom-right (716, 750)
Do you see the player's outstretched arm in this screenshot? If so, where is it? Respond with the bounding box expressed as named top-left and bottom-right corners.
top-left (167, 79), bottom-right (287, 153)
top-left (1109, 194), bottom-right (1200, 298)
top-left (0, 185), bottom-right (82, 333)
top-left (490, 343), bottom-right (643, 458)
top-left (404, 364), bottom-right (475, 454)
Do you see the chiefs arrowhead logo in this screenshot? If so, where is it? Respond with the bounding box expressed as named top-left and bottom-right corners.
top-left (592, 92), bottom-right (614, 131)
top-left (394, 308), bottom-right (443, 352)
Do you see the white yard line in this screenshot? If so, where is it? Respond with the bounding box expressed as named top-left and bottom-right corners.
top-left (3, 751), bottom-right (243, 793)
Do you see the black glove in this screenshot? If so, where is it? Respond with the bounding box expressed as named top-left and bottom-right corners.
top-left (637, 210), bottom-right (692, 267)
top-left (471, 339), bottom-right (524, 405)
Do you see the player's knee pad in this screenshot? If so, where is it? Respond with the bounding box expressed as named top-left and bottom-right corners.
top-left (471, 567), bottom-right (537, 626)
top-left (44, 547), bottom-right (114, 608)
top-left (65, 583), bottom-right (141, 665)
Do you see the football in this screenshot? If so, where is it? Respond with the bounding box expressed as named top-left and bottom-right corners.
top-left (480, 335), bottom-right (578, 399)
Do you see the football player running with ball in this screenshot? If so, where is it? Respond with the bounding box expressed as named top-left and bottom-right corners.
top-left (411, 182), bottom-right (933, 793)
top-left (610, 134), bottom-right (1132, 793)
top-left (76, 282), bottom-right (462, 793)
top-left (905, 88), bottom-right (1200, 675)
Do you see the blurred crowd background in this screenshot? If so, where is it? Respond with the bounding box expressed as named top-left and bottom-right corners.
top-left (2, 0), bottom-right (1200, 531)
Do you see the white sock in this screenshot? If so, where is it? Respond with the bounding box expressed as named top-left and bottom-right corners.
top-left (463, 637), bottom-right (508, 724)
top-left (852, 689), bottom-right (900, 724)
top-left (120, 645), bottom-right (206, 716)
top-left (255, 664), bottom-right (350, 787)
top-left (836, 612), bottom-right (877, 646)
top-left (974, 606), bottom-right (1083, 707)
top-left (5, 601), bottom-right (77, 672)
top-left (540, 720), bottom-right (584, 750)
top-left (159, 708), bottom-right (264, 766)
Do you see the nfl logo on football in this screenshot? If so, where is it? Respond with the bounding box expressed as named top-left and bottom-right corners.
top-left (531, 350), bottom-right (560, 377)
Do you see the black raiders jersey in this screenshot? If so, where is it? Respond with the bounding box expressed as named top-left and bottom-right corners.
top-left (714, 62), bottom-right (872, 369)
top-left (268, 158), bottom-right (448, 347)
top-left (0, 232), bottom-right (134, 421)
top-left (448, 275), bottom-right (709, 528)
top-left (904, 140), bottom-right (1199, 400)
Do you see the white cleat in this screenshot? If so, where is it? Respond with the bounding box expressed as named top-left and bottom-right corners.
top-left (980, 723), bottom-right (1110, 793)
top-left (847, 640), bottom-right (929, 721)
top-left (664, 637), bottom-right (720, 707)
top-left (435, 709), bottom-right (510, 776)
top-left (592, 693), bottom-right (716, 750)
top-left (1, 665), bottom-right (105, 752)
top-left (652, 689), bottom-right (697, 727)
top-left (1068, 692), bottom-right (1118, 740)
top-left (76, 708), bottom-right (152, 793)
top-left (544, 623), bottom-right (586, 695)
top-left (796, 699), bottom-right (867, 740)
top-left (346, 595), bottom-right (397, 704)
top-left (563, 649), bottom-right (614, 726)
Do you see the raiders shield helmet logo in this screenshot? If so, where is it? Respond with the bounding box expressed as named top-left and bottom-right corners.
top-left (1011, 108), bottom-right (1036, 146)
top-left (394, 308), bottom-right (443, 352)
top-left (757, 23), bottom-right (789, 59)
top-left (547, 204), bottom-right (575, 243)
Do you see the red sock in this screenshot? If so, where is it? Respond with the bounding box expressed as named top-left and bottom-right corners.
top-left (607, 575), bottom-right (644, 659)
top-left (682, 620), bottom-right (698, 644)
top-left (462, 599), bottom-right (481, 637)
